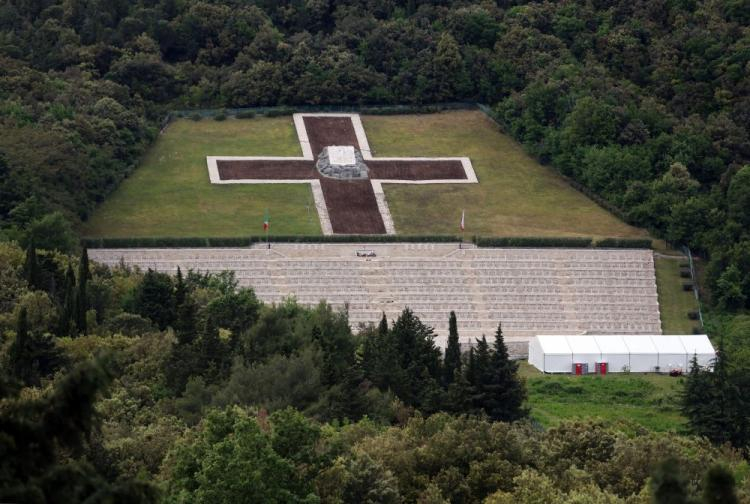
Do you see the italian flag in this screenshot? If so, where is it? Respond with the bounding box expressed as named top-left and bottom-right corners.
top-left (263, 209), bottom-right (270, 232)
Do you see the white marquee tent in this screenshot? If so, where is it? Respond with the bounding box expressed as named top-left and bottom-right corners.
top-left (528, 334), bottom-right (715, 374)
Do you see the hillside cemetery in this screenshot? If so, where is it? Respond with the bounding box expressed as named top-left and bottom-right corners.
top-left (90, 243), bottom-right (663, 353)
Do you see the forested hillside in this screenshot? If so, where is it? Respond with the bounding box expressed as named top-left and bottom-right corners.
top-left (1, 242), bottom-right (748, 502)
top-left (1, 0), bottom-right (749, 309)
top-left (2, 1), bottom-right (750, 501)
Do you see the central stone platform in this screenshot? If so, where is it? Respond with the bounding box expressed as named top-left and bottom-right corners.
top-left (328, 145), bottom-right (356, 165)
top-left (316, 145), bottom-right (369, 180)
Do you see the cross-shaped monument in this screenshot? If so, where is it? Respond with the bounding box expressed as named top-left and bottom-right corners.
top-left (207, 113), bottom-right (478, 234)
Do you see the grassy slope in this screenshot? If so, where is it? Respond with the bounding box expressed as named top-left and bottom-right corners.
top-left (364, 111), bottom-right (647, 238)
top-left (520, 362), bottom-right (686, 432)
top-left (84, 111), bottom-right (647, 239)
top-left (655, 257), bottom-right (701, 334)
top-left (82, 118), bottom-right (320, 237)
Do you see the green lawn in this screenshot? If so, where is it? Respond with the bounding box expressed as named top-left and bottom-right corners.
top-left (520, 362), bottom-right (687, 432)
top-left (366, 111), bottom-right (647, 238)
top-left (82, 117), bottom-right (320, 237)
top-left (655, 257), bottom-right (701, 334)
top-left (83, 111), bottom-right (647, 239)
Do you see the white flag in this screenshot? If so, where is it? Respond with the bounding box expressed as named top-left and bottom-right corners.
top-left (460, 210), bottom-right (465, 231)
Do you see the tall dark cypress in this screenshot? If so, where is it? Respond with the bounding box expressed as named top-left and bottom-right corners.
top-left (484, 323), bottom-right (527, 421)
top-left (200, 315), bottom-right (227, 382)
top-left (75, 248), bottom-right (89, 335)
top-left (24, 239), bottom-right (41, 291)
top-left (173, 267), bottom-right (197, 344)
top-left (10, 307), bottom-right (30, 384)
top-left (470, 336), bottom-right (491, 409)
top-left (378, 312), bottom-right (388, 339)
top-left (443, 311), bottom-right (461, 386)
top-left (57, 264), bottom-right (76, 337)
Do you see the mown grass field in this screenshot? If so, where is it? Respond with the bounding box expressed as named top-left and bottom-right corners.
top-left (655, 257), bottom-right (701, 334)
top-left (82, 111), bottom-right (647, 239)
top-left (82, 117), bottom-right (320, 237)
top-left (520, 362), bottom-right (687, 432)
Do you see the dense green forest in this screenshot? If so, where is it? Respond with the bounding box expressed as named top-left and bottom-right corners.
top-left (2, 0), bottom-right (750, 501)
top-left (1, 241), bottom-right (749, 502)
top-left (1, 0), bottom-right (750, 308)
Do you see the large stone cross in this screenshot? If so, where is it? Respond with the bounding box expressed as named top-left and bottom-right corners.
top-left (207, 113), bottom-right (477, 234)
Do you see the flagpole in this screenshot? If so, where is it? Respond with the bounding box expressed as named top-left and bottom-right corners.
top-left (460, 209), bottom-right (465, 249)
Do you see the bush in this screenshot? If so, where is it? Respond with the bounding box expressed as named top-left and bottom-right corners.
top-left (190, 113), bottom-right (202, 121)
top-left (236, 111), bottom-right (256, 119)
top-left (264, 108), bottom-right (295, 117)
top-left (688, 311), bottom-right (699, 320)
top-left (680, 269), bottom-right (691, 278)
top-left (682, 283), bottom-right (694, 291)
top-left (213, 113), bottom-right (226, 121)
top-left (105, 312), bottom-right (154, 336)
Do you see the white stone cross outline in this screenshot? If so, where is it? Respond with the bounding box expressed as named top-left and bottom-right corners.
top-left (206, 113), bottom-right (478, 235)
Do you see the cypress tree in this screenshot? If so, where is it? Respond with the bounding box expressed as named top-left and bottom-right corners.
top-left (57, 264), bottom-right (76, 337)
top-left (24, 239), bottom-right (41, 291)
top-left (378, 312), bottom-right (388, 339)
top-left (443, 311), bottom-right (461, 386)
top-left (484, 323), bottom-right (527, 421)
top-left (682, 354), bottom-right (714, 436)
top-left (10, 307), bottom-right (30, 384)
top-left (75, 248), bottom-right (90, 335)
top-left (445, 368), bottom-right (472, 413)
top-left (471, 336), bottom-right (491, 409)
top-left (200, 315), bottom-right (227, 383)
top-left (174, 266), bottom-right (186, 307)
top-left (173, 267), bottom-right (197, 345)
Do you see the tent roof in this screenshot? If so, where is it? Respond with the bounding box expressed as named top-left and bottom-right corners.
top-left (679, 335), bottom-right (715, 355)
top-left (593, 335), bottom-right (630, 354)
top-left (621, 335), bottom-right (659, 354)
top-left (531, 335), bottom-right (714, 357)
top-left (566, 335), bottom-right (601, 354)
top-left (652, 335), bottom-right (687, 354)
top-left (534, 335), bottom-right (572, 355)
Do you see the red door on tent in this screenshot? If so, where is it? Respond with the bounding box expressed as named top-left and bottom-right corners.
top-left (575, 363), bottom-right (583, 375)
top-left (600, 362), bottom-right (608, 375)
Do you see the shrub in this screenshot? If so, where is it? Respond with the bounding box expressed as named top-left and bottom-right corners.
top-left (236, 111), bottom-right (256, 119)
top-left (105, 312), bottom-right (154, 336)
top-left (680, 270), bottom-right (691, 278)
top-left (688, 311), bottom-right (699, 320)
top-left (190, 113), bottom-right (202, 121)
top-left (265, 108), bottom-right (294, 117)
top-left (682, 283), bottom-right (694, 291)
top-left (213, 113), bottom-right (226, 121)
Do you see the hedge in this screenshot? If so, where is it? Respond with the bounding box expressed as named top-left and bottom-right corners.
top-left (593, 238), bottom-right (653, 249)
top-left (82, 235), bottom-right (654, 249)
top-left (473, 236), bottom-right (594, 248)
top-left (81, 235), bottom-right (463, 248)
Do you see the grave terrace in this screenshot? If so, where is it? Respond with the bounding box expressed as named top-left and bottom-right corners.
top-left (90, 243), bottom-right (662, 353)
